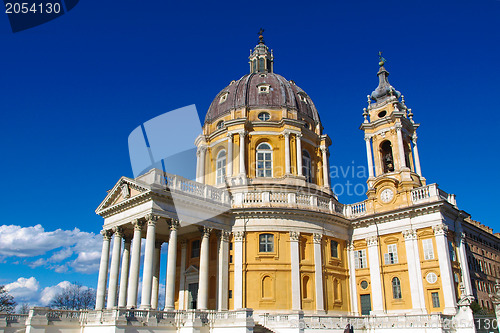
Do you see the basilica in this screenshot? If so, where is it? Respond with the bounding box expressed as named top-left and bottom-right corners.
top-left (12, 35), bottom-right (500, 333)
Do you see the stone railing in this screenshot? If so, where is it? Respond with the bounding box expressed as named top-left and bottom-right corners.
top-left (411, 184), bottom-right (456, 206)
top-left (343, 201), bottom-right (367, 218)
top-left (164, 173), bottom-right (231, 205)
top-left (232, 190), bottom-right (343, 215)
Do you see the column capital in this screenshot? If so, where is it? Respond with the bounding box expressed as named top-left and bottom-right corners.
top-left (313, 233), bottom-right (322, 244)
top-left (199, 226), bottom-right (212, 239)
top-left (366, 236), bottom-right (378, 247)
top-left (412, 134), bottom-right (418, 144)
top-left (145, 214), bottom-right (159, 226)
top-left (180, 238), bottom-right (188, 248)
top-left (168, 219), bottom-right (180, 230)
top-left (395, 123), bottom-right (403, 131)
top-left (197, 146), bottom-right (207, 156)
top-left (289, 231), bottom-right (300, 242)
top-left (233, 231), bottom-right (245, 242)
top-left (101, 229), bottom-right (113, 240)
top-left (296, 133), bottom-right (303, 139)
top-left (112, 226), bottom-right (124, 238)
top-left (132, 219), bottom-right (145, 230)
top-left (220, 230), bottom-right (231, 242)
top-left (283, 130), bottom-right (291, 138)
top-left (227, 132), bottom-right (234, 138)
top-left (123, 234), bottom-right (133, 243)
top-left (433, 224), bottom-right (448, 236)
top-left (320, 146), bottom-right (328, 154)
top-left (403, 229), bottom-right (417, 240)
top-left (237, 130), bottom-right (247, 137)
top-left (347, 241), bottom-right (355, 251)
top-left (364, 135), bottom-right (372, 141)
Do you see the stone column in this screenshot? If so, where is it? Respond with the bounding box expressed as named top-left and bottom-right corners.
top-left (218, 231), bottom-right (230, 311)
top-left (127, 220), bottom-right (144, 308)
top-left (290, 231), bottom-right (301, 310)
top-left (457, 232), bottom-right (473, 296)
top-left (197, 147), bottom-right (207, 183)
top-left (347, 241), bottom-right (359, 315)
top-left (165, 220), bottom-right (179, 309)
top-left (95, 229), bottom-right (112, 310)
top-left (321, 146), bottom-right (330, 188)
top-left (365, 135), bottom-right (374, 178)
top-left (284, 131), bottom-right (291, 175)
top-left (151, 240), bottom-right (162, 310)
top-left (107, 227), bottom-right (123, 309)
top-left (178, 240), bottom-right (188, 310)
top-left (140, 215), bottom-right (158, 309)
top-left (118, 235), bottom-right (131, 307)
top-left (412, 135), bottom-right (422, 176)
top-left (367, 236), bottom-right (384, 314)
top-left (197, 226), bottom-right (212, 310)
top-left (238, 131), bottom-right (246, 176)
top-left (395, 123), bottom-right (406, 169)
top-left (313, 234), bottom-right (324, 313)
top-left (403, 229), bottom-right (426, 313)
top-left (433, 224), bottom-right (457, 314)
top-left (296, 134), bottom-right (303, 176)
top-left (227, 133), bottom-right (233, 177)
top-left (234, 231), bottom-right (245, 309)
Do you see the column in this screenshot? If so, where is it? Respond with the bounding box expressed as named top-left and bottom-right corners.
top-left (347, 241), bottom-right (359, 315)
top-left (395, 123), bottom-right (406, 169)
top-left (178, 240), bottom-right (188, 310)
top-left (313, 234), bottom-right (324, 313)
top-left (238, 131), bottom-right (246, 176)
top-left (403, 229), bottom-right (426, 313)
top-left (296, 134), bottom-right (303, 176)
top-left (107, 227), bottom-right (123, 309)
top-left (95, 229), bottom-right (112, 310)
top-left (412, 135), bottom-right (422, 176)
top-left (365, 136), bottom-right (374, 178)
top-left (118, 235), bottom-right (131, 307)
top-left (321, 146), bottom-right (330, 188)
top-left (227, 133), bottom-right (233, 177)
top-left (457, 232), bottom-right (473, 296)
top-left (197, 147), bottom-right (207, 183)
top-left (196, 148), bottom-right (201, 181)
top-left (367, 236), bottom-right (384, 314)
top-left (234, 231), bottom-right (244, 309)
top-left (218, 231), bottom-right (230, 311)
top-left (127, 220), bottom-right (144, 308)
top-left (140, 215), bottom-right (158, 309)
top-left (433, 224), bottom-right (457, 314)
top-left (284, 131), bottom-right (291, 175)
top-left (151, 240), bottom-right (162, 310)
top-left (290, 231), bottom-right (301, 311)
top-left (165, 220), bottom-right (179, 309)
top-left (197, 226), bottom-right (212, 310)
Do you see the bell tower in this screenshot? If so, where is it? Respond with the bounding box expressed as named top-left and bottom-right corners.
top-left (360, 54), bottom-right (425, 211)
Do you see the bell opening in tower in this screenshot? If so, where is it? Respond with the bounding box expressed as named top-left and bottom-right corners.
top-left (380, 140), bottom-right (395, 173)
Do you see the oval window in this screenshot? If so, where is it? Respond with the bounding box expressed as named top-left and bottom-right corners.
top-left (426, 272), bottom-right (438, 284)
top-left (378, 110), bottom-right (387, 118)
top-left (360, 280), bottom-right (369, 289)
top-left (258, 112), bottom-right (270, 121)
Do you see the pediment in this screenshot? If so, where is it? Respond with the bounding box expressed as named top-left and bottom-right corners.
top-left (185, 265), bottom-right (199, 275)
top-left (95, 177), bottom-right (151, 215)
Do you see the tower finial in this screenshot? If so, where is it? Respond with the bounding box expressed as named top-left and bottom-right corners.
top-left (258, 28), bottom-right (265, 44)
top-left (378, 51), bottom-right (386, 67)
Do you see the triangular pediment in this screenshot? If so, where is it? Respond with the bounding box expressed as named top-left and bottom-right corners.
top-left (95, 177), bottom-right (151, 215)
top-left (185, 265), bottom-right (199, 275)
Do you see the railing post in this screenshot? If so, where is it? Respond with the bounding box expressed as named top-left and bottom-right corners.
top-left (288, 193), bottom-right (296, 205)
top-left (262, 192), bottom-right (270, 203)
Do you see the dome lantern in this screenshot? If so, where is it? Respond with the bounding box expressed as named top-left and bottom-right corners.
top-left (249, 29), bottom-right (274, 74)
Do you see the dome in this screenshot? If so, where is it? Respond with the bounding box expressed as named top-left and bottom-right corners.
top-left (204, 72), bottom-right (321, 124)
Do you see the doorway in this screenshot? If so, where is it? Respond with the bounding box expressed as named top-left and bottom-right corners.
top-left (188, 283), bottom-right (199, 309)
top-left (360, 294), bottom-right (371, 315)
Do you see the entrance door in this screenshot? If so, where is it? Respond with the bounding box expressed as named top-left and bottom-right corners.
top-left (188, 283), bottom-right (198, 309)
top-left (360, 294), bottom-right (371, 315)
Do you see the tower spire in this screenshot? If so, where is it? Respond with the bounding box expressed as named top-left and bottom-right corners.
top-left (370, 52), bottom-right (401, 103)
top-left (249, 29), bottom-right (273, 73)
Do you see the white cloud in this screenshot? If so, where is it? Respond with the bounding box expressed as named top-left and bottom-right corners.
top-left (39, 281), bottom-right (73, 306)
top-left (0, 224), bottom-right (103, 274)
top-left (5, 277), bottom-right (40, 304)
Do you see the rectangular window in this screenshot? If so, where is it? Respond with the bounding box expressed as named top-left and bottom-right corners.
top-left (448, 241), bottom-right (456, 262)
top-left (354, 249), bottom-right (367, 269)
top-left (259, 234), bottom-right (274, 253)
top-left (331, 240), bottom-right (338, 258)
top-left (228, 290), bottom-right (232, 299)
top-left (191, 240), bottom-right (200, 258)
top-left (431, 292), bottom-right (440, 308)
top-left (423, 239), bottom-right (435, 260)
top-left (229, 242), bottom-right (233, 251)
top-left (384, 244), bottom-right (399, 265)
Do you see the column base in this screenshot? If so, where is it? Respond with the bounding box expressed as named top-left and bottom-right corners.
top-left (139, 305), bottom-right (151, 310)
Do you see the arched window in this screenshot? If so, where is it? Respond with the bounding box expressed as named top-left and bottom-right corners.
top-left (256, 143), bottom-right (272, 177)
top-left (216, 120), bottom-right (225, 129)
top-left (302, 150), bottom-right (312, 182)
top-left (303, 276), bottom-right (310, 299)
top-left (216, 150), bottom-right (226, 185)
top-left (392, 277), bottom-right (402, 299)
top-left (259, 57), bottom-right (265, 72)
top-left (259, 233), bottom-right (274, 252)
top-left (404, 141), bottom-right (411, 170)
top-left (380, 141), bottom-right (395, 173)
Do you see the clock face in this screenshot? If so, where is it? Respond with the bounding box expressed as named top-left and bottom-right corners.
top-left (380, 188), bottom-right (394, 203)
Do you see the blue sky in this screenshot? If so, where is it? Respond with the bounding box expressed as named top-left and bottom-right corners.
top-left (0, 0), bottom-right (498, 307)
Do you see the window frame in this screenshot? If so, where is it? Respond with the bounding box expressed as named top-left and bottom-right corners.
top-left (216, 149), bottom-right (226, 185)
top-left (392, 277), bottom-right (402, 299)
top-left (354, 249), bottom-right (367, 269)
top-left (256, 142), bottom-right (273, 178)
top-left (302, 150), bottom-right (312, 182)
top-left (422, 238), bottom-right (435, 260)
top-left (330, 240), bottom-right (338, 258)
top-left (431, 292), bottom-right (440, 308)
top-left (191, 239), bottom-right (201, 258)
top-left (258, 112), bottom-right (271, 121)
top-left (259, 233), bottom-right (274, 253)
top-left (384, 244), bottom-right (399, 265)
